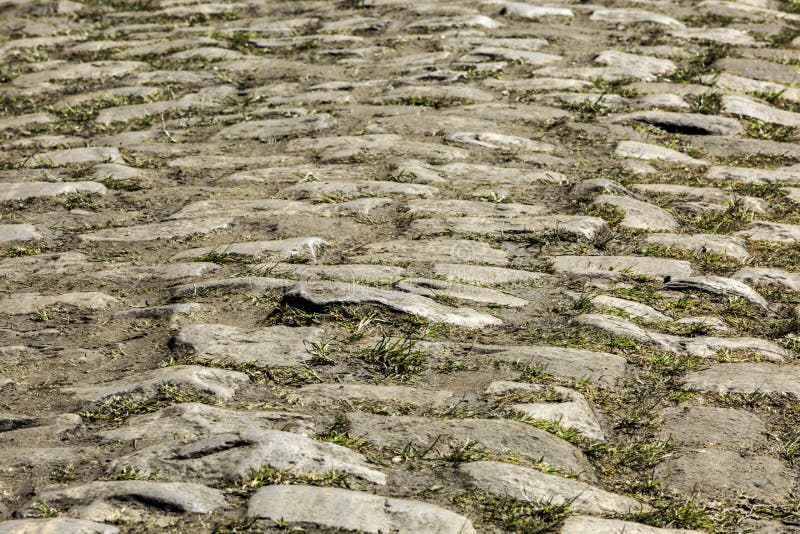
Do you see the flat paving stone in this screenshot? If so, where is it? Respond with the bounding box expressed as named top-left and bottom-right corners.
top-left (733, 267), bottom-right (800, 290)
top-left (589, 8), bottom-right (685, 28)
top-left (657, 405), bottom-right (768, 450)
top-left (461, 461), bottom-right (649, 514)
top-left (99, 403), bottom-right (315, 444)
top-left (31, 481), bottom-right (226, 519)
top-left (64, 365), bottom-right (250, 401)
top-left (248, 485), bottom-right (475, 534)
top-left (214, 114), bottom-right (335, 141)
top-left (0, 291), bottom-right (116, 315)
top-left (395, 278), bottom-right (527, 307)
top-left (560, 516), bottom-right (701, 534)
top-left (348, 413), bottom-right (595, 478)
top-left (283, 281), bottom-right (502, 327)
top-left (551, 255), bottom-right (693, 280)
top-left (611, 111), bottom-right (742, 136)
top-left (684, 363), bottom-right (800, 396)
top-left (664, 275), bottom-right (769, 309)
top-left (353, 239), bottom-right (509, 266)
top-left (655, 449), bottom-right (793, 504)
top-left (0, 181), bottom-right (106, 200)
top-left (172, 237), bottom-right (328, 261)
top-left (486, 381), bottom-right (605, 440)
top-left (175, 324), bottom-right (324, 366)
top-left (0, 518), bottom-right (119, 533)
top-left (736, 221), bottom-right (800, 244)
top-left (723, 95), bottom-right (800, 127)
top-left (432, 263), bottom-right (545, 285)
top-left (0, 224), bottom-right (42, 243)
top-left (112, 429), bottom-right (387, 485)
top-left (80, 218), bottom-right (232, 242)
top-left (645, 233), bottom-right (751, 261)
top-left (615, 141), bottom-right (707, 166)
top-left (592, 194), bottom-right (677, 231)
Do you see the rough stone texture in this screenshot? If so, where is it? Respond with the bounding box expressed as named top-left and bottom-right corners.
top-left (0, 518), bottom-right (119, 533)
top-left (64, 366), bottom-right (250, 401)
top-left (577, 313), bottom-right (788, 362)
top-left (80, 218), bottom-right (232, 242)
top-left (99, 403), bottom-right (315, 444)
top-left (462, 461), bottom-right (649, 514)
top-left (684, 363), bottom-right (800, 396)
top-left (112, 429), bottom-right (387, 485)
top-left (31, 481), bottom-right (226, 517)
top-left (560, 516), bottom-right (702, 534)
top-left (248, 486), bottom-right (476, 534)
top-left (645, 233), bottom-right (751, 261)
top-left (658, 406), bottom-right (768, 450)
top-left (485, 381), bottom-right (605, 440)
top-left (347, 413), bottom-right (595, 479)
top-left (551, 255), bottom-right (693, 279)
top-left (593, 194), bottom-right (678, 231)
top-left (175, 324), bottom-right (324, 366)
top-left (1, 1), bottom-right (797, 530)
top-left (655, 450), bottom-right (793, 504)
top-left (283, 281), bottom-right (502, 327)
top-left (0, 292), bottom-right (117, 315)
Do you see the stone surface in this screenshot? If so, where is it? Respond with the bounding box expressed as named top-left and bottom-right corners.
top-left (615, 141), bottom-right (706, 166)
top-left (0, 1), bottom-right (794, 528)
top-left (32, 481), bottom-right (226, 517)
top-left (0, 519), bottom-right (119, 533)
top-left (560, 516), bottom-right (701, 534)
top-left (64, 366), bottom-right (250, 401)
top-left (462, 461), bottom-right (649, 514)
top-left (645, 233), bottom-right (751, 261)
top-left (99, 403), bottom-right (315, 444)
top-left (348, 413), bottom-right (595, 478)
top-left (0, 181), bottom-right (107, 201)
top-left (658, 406), bottom-right (768, 450)
top-left (655, 449), bottom-right (793, 504)
top-left (0, 224), bottom-right (42, 243)
top-left (248, 486), bottom-right (476, 534)
top-left (592, 194), bottom-right (677, 231)
top-left (283, 281), bottom-right (502, 327)
top-left (80, 218), bottom-right (232, 242)
top-left (551, 255), bottom-right (693, 279)
top-left (112, 429), bottom-right (386, 485)
top-left (684, 363), bottom-right (800, 396)
top-left (175, 324), bottom-right (324, 366)
top-left (0, 292), bottom-right (116, 315)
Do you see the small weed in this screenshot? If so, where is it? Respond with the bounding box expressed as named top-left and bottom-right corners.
top-left (591, 77), bottom-right (640, 98)
top-left (49, 465), bottom-right (76, 483)
top-left (304, 338), bottom-right (336, 365)
top-left (631, 496), bottom-right (715, 530)
top-left (585, 202), bottom-right (624, 224)
top-left (359, 336), bottom-right (426, 379)
top-left (0, 244), bottom-right (43, 258)
top-left (315, 414), bottom-right (373, 455)
top-left (78, 385), bottom-right (213, 422)
top-left (30, 501), bottom-right (60, 518)
top-left (693, 199), bottom-right (753, 234)
top-left (197, 249), bottom-right (235, 264)
top-left (687, 92), bottom-right (722, 115)
top-left (671, 45), bottom-right (729, 83)
top-left (560, 96), bottom-right (609, 118)
top-left (746, 120), bottom-right (796, 142)
top-left (398, 96), bottom-right (471, 109)
top-left (451, 490), bottom-right (571, 532)
top-left (244, 466), bottom-right (350, 490)
top-left (115, 466), bottom-right (146, 480)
